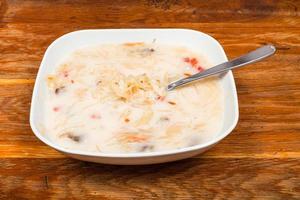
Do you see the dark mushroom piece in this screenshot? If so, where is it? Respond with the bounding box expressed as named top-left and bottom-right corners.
top-left (138, 48), bottom-right (156, 56)
top-left (59, 132), bottom-right (81, 143)
top-left (139, 144), bottom-right (154, 152)
top-left (160, 116), bottom-right (170, 121)
top-left (54, 86), bottom-right (65, 95)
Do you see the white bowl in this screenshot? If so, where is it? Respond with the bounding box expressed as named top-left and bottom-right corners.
top-left (30, 29), bottom-right (239, 165)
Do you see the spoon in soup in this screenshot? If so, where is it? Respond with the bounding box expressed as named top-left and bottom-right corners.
top-left (167, 44), bottom-right (276, 91)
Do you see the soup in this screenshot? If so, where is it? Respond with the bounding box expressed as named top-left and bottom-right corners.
top-left (44, 42), bottom-right (224, 153)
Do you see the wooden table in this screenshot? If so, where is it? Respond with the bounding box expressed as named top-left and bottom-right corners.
top-left (1, 0), bottom-right (299, 199)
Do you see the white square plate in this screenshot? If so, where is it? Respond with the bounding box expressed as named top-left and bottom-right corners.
top-left (30, 29), bottom-right (239, 165)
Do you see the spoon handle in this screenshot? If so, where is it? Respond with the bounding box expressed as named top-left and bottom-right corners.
top-left (167, 45), bottom-right (276, 91)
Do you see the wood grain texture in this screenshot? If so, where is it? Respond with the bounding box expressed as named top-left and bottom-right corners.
top-left (0, 0), bottom-right (299, 199)
top-left (0, 158), bottom-right (299, 199)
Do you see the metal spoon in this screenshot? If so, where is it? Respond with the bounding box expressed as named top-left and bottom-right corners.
top-left (167, 45), bottom-right (276, 91)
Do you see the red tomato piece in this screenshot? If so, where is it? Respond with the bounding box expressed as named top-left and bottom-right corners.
top-left (183, 57), bottom-right (190, 63)
top-left (197, 66), bottom-right (204, 72)
top-left (156, 96), bottom-right (165, 101)
top-left (53, 107), bottom-right (60, 112)
top-left (190, 58), bottom-right (198, 66)
top-left (90, 114), bottom-right (101, 119)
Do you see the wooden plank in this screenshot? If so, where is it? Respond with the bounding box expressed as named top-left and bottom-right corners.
top-left (0, 79), bottom-right (34, 85)
top-left (1, 0), bottom-right (300, 26)
top-left (0, 158), bottom-right (299, 199)
top-left (0, 83), bottom-right (299, 158)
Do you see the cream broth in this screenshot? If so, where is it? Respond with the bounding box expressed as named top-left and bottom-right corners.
top-left (44, 43), bottom-right (224, 153)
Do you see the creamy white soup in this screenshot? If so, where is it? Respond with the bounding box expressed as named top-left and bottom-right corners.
top-left (44, 42), bottom-right (224, 153)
